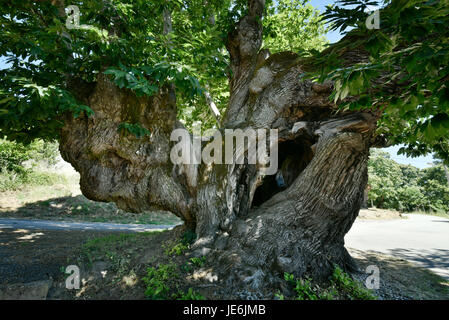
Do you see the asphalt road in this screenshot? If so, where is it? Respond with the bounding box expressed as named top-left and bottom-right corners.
top-left (345, 214), bottom-right (449, 280)
top-left (0, 218), bottom-right (175, 233)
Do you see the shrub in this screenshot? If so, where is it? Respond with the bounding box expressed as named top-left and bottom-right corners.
top-left (330, 266), bottom-right (377, 300)
top-left (143, 263), bottom-right (178, 299)
top-left (0, 138), bottom-right (61, 191)
top-left (282, 266), bottom-right (377, 300)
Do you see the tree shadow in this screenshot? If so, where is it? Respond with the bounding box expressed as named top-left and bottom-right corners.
top-left (0, 227), bottom-right (113, 286)
top-left (384, 248), bottom-right (449, 279)
top-left (0, 195), bottom-right (181, 226)
top-left (348, 248), bottom-right (449, 299)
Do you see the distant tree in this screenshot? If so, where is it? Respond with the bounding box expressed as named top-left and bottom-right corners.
top-left (368, 149), bottom-right (449, 213)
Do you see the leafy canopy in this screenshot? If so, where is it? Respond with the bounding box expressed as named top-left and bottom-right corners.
top-left (2, 0), bottom-right (447, 164)
top-left (0, 0), bottom-right (328, 140)
top-left (320, 0), bottom-right (449, 161)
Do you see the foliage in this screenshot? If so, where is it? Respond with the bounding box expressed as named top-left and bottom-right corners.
top-left (117, 122), bottom-right (151, 139)
top-left (284, 273), bottom-right (321, 300)
top-left (163, 229), bottom-right (196, 256)
top-left (330, 266), bottom-right (377, 300)
top-left (0, 0), bottom-right (330, 139)
top-left (0, 169), bottom-right (68, 192)
top-left (319, 0), bottom-right (449, 162)
top-left (263, 0), bottom-right (329, 54)
top-left (177, 287), bottom-right (205, 300)
top-left (0, 139), bottom-right (32, 174)
top-left (283, 265), bottom-right (376, 300)
top-left (189, 256), bottom-right (206, 268)
top-left (104, 61), bottom-right (203, 99)
top-left (142, 263), bottom-right (205, 300)
top-left (143, 263), bottom-right (179, 299)
top-left (144, 230), bottom-right (205, 300)
top-left (368, 149), bottom-right (449, 213)
top-left (0, 138), bottom-right (62, 191)
top-left (163, 239), bottom-right (190, 256)
top-left (0, 138), bottom-right (59, 172)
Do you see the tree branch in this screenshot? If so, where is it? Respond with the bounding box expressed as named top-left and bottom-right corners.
top-left (223, 0), bottom-right (266, 127)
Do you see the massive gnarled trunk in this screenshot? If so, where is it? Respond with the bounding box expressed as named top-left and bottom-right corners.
top-left (59, 0), bottom-right (380, 296)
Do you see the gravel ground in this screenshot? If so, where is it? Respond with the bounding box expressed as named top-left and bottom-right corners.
top-left (0, 228), bottom-right (114, 285)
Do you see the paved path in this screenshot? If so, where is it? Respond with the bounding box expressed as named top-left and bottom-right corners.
top-left (0, 218), bottom-right (175, 233)
top-left (345, 214), bottom-right (449, 279)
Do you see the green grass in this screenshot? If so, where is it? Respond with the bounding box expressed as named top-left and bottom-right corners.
top-left (0, 170), bottom-right (69, 192)
top-left (142, 264), bottom-right (205, 300)
top-left (142, 231), bottom-right (204, 300)
top-left (283, 266), bottom-right (377, 300)
top-left (0, 171), bottom-right (182, 226)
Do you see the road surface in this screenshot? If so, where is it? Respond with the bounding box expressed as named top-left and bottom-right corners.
top-left (346, 214), bottom-right (449, 279)
top-left (0, 218), bottom-right (175, 233)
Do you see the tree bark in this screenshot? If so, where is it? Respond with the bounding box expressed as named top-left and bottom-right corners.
top-left (59, 0), bottom-right (380, 297)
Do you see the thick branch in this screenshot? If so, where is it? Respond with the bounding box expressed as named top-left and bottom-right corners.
top-left (59, 75), bottom-right (196, 226)
top-left (223, 0), bottom-right (266, 127)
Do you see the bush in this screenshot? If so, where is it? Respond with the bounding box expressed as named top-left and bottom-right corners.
top-left (0, 170), bottom-right (68, 192)
top-left (0, 138), bottom-right (61, 191)
top-left (330, 266), bottom-right (377, 300)
top-left (0, 138), bottom-right (59, 173)
top-left (0, 139), bottom-right (30, 174)
top-left (283, 266), bottom-right (377, 300)
top-left (368, 149), bottom-right (449, 213)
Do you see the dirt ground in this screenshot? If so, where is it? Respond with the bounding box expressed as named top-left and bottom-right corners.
top-left (0, 225), bottom-right (448, 300)
top-left (358, 208), bottom-right (404, 220)
top-left (0, 228), bottom-right (113, 285)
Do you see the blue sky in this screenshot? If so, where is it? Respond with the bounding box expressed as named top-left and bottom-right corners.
top-left (0, 0), bottom-right (436, 168)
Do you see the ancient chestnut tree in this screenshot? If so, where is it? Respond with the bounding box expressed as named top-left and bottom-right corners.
top-left (1, 0), bottom-right (448, 295)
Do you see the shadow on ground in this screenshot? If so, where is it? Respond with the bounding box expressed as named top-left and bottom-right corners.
top-left (384, 248), bottom-right (449, 280)
top-left (349, 248), bottom-right (449, 300)
top-left (0, 228), bottom-right (114, 285)
top-left (0, 195), bottom-right (181, 226)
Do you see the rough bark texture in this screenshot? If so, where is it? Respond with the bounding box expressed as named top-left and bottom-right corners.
top-left (59, 0), bottom-right (381, 297)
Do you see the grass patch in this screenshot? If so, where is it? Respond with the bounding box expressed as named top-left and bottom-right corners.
top-left (142, 230), bottom-right (205, 300)
top-left (282, 266), bottom-right (377, 300)
top-left (0, 173), bottom-right (182, 226)
top-left (0, 170), bottom-right (69, 192)
top-left (142, 263), bottom-right (204, 300)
